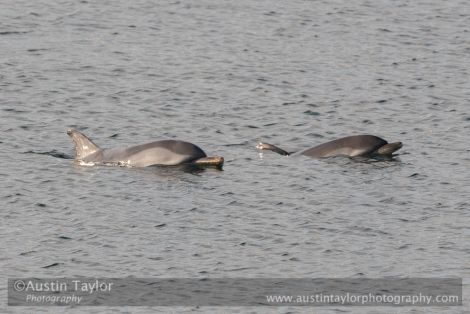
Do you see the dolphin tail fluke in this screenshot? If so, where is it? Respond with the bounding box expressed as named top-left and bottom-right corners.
top-left (67, 129), bottom-right (102, 160)
top-left (256, 142), bottom-right (290, 156)
top-left (377, 142), bottom-right (403, 155)
top-left (193, 156), bottom-right (224, 169)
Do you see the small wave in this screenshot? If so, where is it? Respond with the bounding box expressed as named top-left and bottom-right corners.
top-left (22, 150), bottom-right (73, 159)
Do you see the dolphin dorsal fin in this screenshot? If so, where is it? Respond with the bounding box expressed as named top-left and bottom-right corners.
top-left (67, 129), bottom-right (102, 160)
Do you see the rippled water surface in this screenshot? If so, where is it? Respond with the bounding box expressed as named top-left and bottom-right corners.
top-left (1, 0), bottom-right (470, 313)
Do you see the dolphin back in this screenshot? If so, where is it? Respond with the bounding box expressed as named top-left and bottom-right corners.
top-left (102, 140), bottom-right (208, 167)
top-left (300, 135), bottom-right (388, 158)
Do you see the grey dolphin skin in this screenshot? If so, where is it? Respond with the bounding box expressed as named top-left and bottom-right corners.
top-left (67, 129), bottom-right (224, 168)
top-left (257, 135), bottom-right (402, 158)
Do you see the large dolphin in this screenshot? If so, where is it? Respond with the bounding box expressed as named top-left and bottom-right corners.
top-left (67, 129), bottom-right (224, 168)
top-left (257, 135), bottom-right (402, 158)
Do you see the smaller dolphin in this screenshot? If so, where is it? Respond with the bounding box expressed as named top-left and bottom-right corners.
top-left (67, 129), bottom-right (224, 168)
top-left (257, 135), bottom-right (402, 159)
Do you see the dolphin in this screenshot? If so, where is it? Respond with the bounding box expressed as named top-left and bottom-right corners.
top-left (67, 129), bottom-right (224, 168)
top-left (256, 135), bottom-right (402, 158)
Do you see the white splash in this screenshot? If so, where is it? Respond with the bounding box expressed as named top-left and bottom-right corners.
top-left (78, 160), bottom-right (95, 166)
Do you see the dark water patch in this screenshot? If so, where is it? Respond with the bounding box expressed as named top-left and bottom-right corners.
top-left (222, 267), bottom-right (256, 272)
top-left (43, 262), bottom-right (60, 268)
top-left (306, 133), bottom-right (324, 138)
top-left (348, 226), bottom-right (390, 236)
top-left (306, 103), bottom-right (318, 107)
top-left (20, 250), bottom-right (37, 256)
top-left (3, 108), bottom-right (29, 113)
top-left (23, 150), bottom-right (73, 159)
top-left (0, 31), bottom-right (30, 35)
top-left (456, 202), bottom-right (469, 210)
top-left (4, 193), bottom-right (24, 198)
top-left (35, 203), bottom-right (47, 207)
top-left (222, 142), bottom-right (249, 147)
top-left (148, 256), bottom-right (163, 260)
top-left (27, 48), bottom-right (48, 52)
top-left (397, 218), bottom-right (417, 222)
top-left (227, 200), bottom-right (244, 206)
top-left (303, 110), bottom-right (320, 116)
